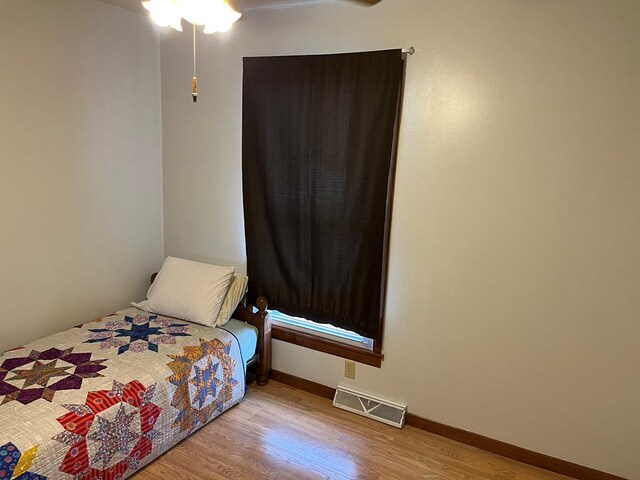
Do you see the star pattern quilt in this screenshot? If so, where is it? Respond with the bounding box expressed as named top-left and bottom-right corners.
top-left (0, 307), bottom-right (246, 480)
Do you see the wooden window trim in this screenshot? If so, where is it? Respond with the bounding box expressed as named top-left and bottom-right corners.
top-left (271, 323), bottom-right (383, 368)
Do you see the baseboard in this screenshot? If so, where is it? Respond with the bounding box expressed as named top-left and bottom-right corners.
top-left (269, 369), bottom-right (335, 399)
top-left (269, 369), bottom-right (626, 480)
top-left (404, 414), bottom-right (625, 480)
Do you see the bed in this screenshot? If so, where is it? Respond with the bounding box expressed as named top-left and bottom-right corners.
top-left (0, 293), bottom-right (271, 480)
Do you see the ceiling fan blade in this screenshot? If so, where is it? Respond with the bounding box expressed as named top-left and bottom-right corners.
top-left (342, 0), bottom-right (383, 5)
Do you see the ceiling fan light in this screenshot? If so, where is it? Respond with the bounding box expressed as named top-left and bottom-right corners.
top-left (176, 0), bottom-right (210, 25)
top-left (143, 0), bottom-right (183, 31)
top-left (220, 0), bottom-right (242, 22)
top-left (142, 0), bottom-right (240, 33)
top-left (152, 10), bottom-right (183, 31)
top-left (141, 0), bottom-right (242, 101)
top-left (202, 1), bottom-right (241, 33)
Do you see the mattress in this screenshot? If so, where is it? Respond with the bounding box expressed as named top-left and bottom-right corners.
top-left (0, 307), bottom-right (245, 480)
top-left (220, 318), bottom-right (258, 366)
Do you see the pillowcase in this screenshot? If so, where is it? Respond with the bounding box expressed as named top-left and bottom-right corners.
top-left (146, 256), bottom-right (235, 327)
top-left (215, 273), bottom-right (248, 327)
top-left (133, 274), bottom-right (248, 327)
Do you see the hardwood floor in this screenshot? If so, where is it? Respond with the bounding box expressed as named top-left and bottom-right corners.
top-left (134, 381), bottom-right (571, 480)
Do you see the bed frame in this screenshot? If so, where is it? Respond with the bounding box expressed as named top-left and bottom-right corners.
top-left (149, 273), bottom-right (271, 386)
top-left (232, 296), bottom-right (272, 386)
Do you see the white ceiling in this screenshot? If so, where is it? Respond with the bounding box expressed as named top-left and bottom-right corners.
top-left (96, 0), bottom-right (335, 14)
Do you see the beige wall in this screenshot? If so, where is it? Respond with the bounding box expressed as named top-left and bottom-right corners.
top-left (0, 0), bottom-right (164, 351)
top-left (160, 1), bottom-right (640, 477)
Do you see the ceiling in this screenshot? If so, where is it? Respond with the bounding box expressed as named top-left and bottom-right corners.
top-left (96, 0), bottom-right (333, 14)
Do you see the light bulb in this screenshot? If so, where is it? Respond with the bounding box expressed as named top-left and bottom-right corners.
top-left (177, 0), bottom-right (213, 25)
top-left (143, 0), bottom-right (183, 31)
top-left (142, 0), bottom-right (240, 33)
top-left (203, 1), bottom-right (241, 34)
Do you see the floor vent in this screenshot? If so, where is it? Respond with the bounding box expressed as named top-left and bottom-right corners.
top-left (333, 386), bottom-right (406, 428)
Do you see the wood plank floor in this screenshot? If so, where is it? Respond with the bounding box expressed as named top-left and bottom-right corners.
top-left (134, 381), bottom-right (571, 480)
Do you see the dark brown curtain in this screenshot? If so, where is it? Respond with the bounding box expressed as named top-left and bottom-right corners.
top-left (242, 50), bottom-right (404, 339)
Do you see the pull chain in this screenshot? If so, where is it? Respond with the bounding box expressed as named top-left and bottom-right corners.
top-left (192, 23), bottom-right (198, 102)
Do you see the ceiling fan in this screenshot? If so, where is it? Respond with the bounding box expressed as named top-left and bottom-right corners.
top-left (142, 0), bottom-right (383, 101)
top-left (230, 0), bottom-right (382, 8)
top-left (344, 0), bottom-right (382, 4)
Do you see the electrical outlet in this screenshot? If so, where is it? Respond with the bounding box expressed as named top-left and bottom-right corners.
top-left (344, 360), bottom-right (356, 379)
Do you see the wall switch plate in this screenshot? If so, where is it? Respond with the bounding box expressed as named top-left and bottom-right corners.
top-left (344, 360), bottom-right (356, 379)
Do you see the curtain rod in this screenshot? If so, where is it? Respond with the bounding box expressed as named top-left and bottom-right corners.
top-left (402, 47), bottom-right (415, 55)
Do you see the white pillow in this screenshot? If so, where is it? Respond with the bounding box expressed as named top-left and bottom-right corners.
top-left (215, 274), bottom-right (248, 327)
top-left (146, 257), bottom-right (235, 327)
top-left (132, 274), bottom-right (247, 326)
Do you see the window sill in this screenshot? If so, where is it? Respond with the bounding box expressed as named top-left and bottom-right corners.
top-left (271, 323), bottom-right (384, 368)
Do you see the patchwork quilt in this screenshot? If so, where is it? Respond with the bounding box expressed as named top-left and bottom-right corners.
top-left (0, 307), bottom-right (246, 480)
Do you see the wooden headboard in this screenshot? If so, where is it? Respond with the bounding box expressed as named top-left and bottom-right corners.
top-left (150, 273), bottom-right (271, 386)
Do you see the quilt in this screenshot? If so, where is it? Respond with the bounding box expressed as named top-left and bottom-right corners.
top-left (0, 307), bottom-right (246, 480)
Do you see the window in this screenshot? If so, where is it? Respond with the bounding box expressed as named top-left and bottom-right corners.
top-left (242, 50), bottom-right (405, 368)
top-left (269, 310), bottom-right (374, 351)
